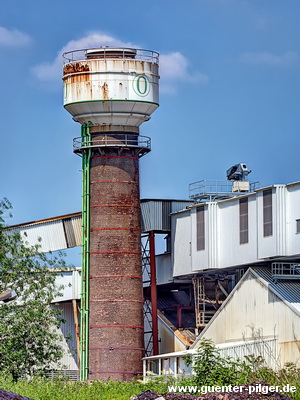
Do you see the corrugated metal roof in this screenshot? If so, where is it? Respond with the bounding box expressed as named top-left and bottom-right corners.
top-left (7, 212), bottom-right (81, 229)
top-left (251, 266), bottom-right (300, 315)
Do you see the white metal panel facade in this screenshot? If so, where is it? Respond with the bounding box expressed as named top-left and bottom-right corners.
top-left (156, 253), bottom-right (173, 285)
top-left (208, 202), bottom-right (218, 269)
top-left (190, 205), bottom-right (209, 271)
top-left (172, 210), bottom-right (192, 276)
top-left (257, 188), bottom-right (278, 259)
top-left (286, 183), bottom-right (300, 255)
top-left (52, 270), bottom-right (81, 303)
top-left (218, 194), bottom-right (257, 268)
top-left (172, 182), bottom-right (300, 274)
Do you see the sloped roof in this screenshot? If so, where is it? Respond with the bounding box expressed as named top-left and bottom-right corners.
top-left (250, 266), bottom-right (300, 315)
top-left (158, 311), bottom-right (195, 346)
top-left (191, 266), bottom-right (300, 348)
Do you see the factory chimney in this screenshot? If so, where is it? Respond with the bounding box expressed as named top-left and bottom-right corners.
top-left (62, 47), bottom-right (159, 381)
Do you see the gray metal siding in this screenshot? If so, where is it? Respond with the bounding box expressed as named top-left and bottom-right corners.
top-left (141, 200), bottom-right (192, 232)
top-left (8, 215), bottom-right (81, 253)
top-left (53, 302), bottom-right (79, 371)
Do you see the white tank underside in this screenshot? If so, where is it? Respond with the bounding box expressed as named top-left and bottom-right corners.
top-left (64, 100), bottom-right (158, 126)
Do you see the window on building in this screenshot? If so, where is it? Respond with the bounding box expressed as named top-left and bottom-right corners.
top-left (239, 197), bottom-right (248, 244)
top-left (263, 189), bottom-right (273, 237)
top-left (196, 206), bottom-right (205, 251)
top-left (296, 219), bottom-right (300, 234)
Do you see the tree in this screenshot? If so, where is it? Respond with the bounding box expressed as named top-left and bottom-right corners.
top-left (0, 198), bottom-right (66, 381)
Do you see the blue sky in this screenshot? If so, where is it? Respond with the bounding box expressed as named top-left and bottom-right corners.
top-left (1, 0), bottom-right (300, 230)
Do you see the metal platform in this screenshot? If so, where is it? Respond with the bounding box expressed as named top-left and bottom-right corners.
top-left (63, 47), bottom-right (159, 65)
top-left (271, 262), bottom-right (300, 281)
top-left (73, 134), bottom-right (151, 157)
top-left (189, 179), bottom-right (260, 202)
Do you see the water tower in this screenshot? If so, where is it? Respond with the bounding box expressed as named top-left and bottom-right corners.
top-left (62, 47), bottom-right (159, 381)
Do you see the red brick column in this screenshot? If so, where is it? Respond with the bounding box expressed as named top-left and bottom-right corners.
top-left (88, 132), bottom-right (144, 381)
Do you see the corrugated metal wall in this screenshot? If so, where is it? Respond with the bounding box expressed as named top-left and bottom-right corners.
top-left (141, 200), bottom-right (192, 233)
top-left (7, 200), bottom-right (192, 252)
top-left (52, 301), bottom-right (79, 371)
top-left (8, 215), bottom-right (81, 253)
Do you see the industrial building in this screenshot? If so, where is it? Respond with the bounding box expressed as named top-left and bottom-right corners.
top-left (5, 46), bottom-right (300, 380)
top-left (8, 178), bottom-right (300, 379)
top-left (144, 178), bottom-right (300, 377)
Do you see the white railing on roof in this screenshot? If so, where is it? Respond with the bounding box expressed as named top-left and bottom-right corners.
top-left (143, 338), bottom-right (278, 381)
top-left (63, 47), bottom-right (159, 64)
top-left (189, 180), bottom-right (260, 201)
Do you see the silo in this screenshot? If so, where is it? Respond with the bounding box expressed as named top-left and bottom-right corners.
top-left (62, 47), bottom-right (159, 381)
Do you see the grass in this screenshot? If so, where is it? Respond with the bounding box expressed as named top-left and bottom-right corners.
top-left (0, 375), bottom-right (174, 400)
top-left (0, 370), bottom-right (299, 400)
top-left (0, 340), bottom-right (299, 399)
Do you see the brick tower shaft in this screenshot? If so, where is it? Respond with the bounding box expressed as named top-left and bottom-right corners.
top-left (62, 47), bottom-right (159, 381)
top-left (88, 128), bottom-right (144, 380)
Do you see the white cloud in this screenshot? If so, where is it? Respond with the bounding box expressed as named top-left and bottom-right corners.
top-left (32, 32), bottom-right (208, 93)
top-left (32, 33), bottom-right (135, 82)
top-left (0, 26), bottom-right (32, 47)
top-left (159, 52), bottom-right (208, 93)
top-left (240, 51), bottom-right (300, 67)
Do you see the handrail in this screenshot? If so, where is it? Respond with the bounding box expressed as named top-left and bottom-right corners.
top-left (73, 134), bottom-right (151, 154)
top-left (189, 179), bottom-right (260, 201)
top-left (63, 47), bottom-right (159, 64)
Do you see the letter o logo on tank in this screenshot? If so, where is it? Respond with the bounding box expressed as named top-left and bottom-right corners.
top-left (133, 75), bottom-right (150, 97)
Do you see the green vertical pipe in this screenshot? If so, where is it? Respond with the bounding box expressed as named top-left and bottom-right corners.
top-left (80, 122), bottom-right (87, 380)
top-left (80, 122), bottom-right (91, 380)
top-left (85, 121), bottom-right (91, 378)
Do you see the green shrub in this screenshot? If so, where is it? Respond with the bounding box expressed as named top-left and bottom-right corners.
top-left (184, 338), bottom-right (300, 399)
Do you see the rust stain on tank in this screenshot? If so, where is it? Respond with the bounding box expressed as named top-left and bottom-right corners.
top-left (63, 62), bottom-right (90, 75)
top-left (102, 82), bottom-right (109, 100)
top-left (69, 74), bottom-right (90, 84)
top-left (63, 62), bottom-right (90, 83)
